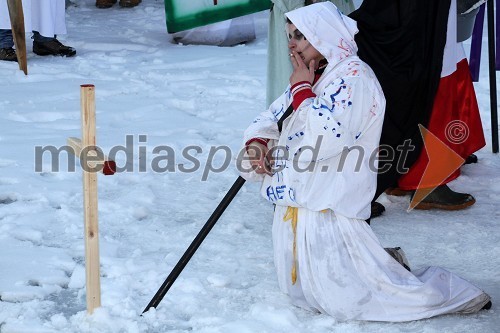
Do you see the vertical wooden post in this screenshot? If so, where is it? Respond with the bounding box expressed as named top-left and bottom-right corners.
top-left (7, 0), bottom-right (28, 75)
top-left (80, 84), bottom-right (101, 313)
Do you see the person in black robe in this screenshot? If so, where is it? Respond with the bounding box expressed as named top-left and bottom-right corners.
top-left (349, 0), bottom-right (479, 216)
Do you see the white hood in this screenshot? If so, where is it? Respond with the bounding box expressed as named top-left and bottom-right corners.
top-left (285, 2), bottom-right (358, 64)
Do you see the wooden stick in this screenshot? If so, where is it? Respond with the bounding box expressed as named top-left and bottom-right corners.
top-left (80, 84), bottom-right (101, 314)
top-left (67, 137), bottom-right (116, 175)
top-left (7, 0), bottom-right (27, 75)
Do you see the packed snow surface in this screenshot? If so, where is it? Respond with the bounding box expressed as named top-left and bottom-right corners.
top-left (0, 0), bottom-right (498, 332)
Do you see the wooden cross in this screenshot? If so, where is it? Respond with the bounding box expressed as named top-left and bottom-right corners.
top-left (67, 85), bottom-right (116, 314)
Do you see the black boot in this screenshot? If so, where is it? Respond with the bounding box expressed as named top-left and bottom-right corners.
top-left (413, 184), bottom-right (475, 210)
top-left (33, 39), bottom-right (76, 57)
top-left (464, 153), bottom-right (478, 164)
top-left (370, 201), bottom-right (385, 218)
top-left (0, 47), bottom-right (17, 62)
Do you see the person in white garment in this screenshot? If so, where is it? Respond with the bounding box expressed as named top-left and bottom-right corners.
top-left (239, 2), bottom-right (491, 322)
top-left (0, 0), bottom-right (75, 62)
top-left (265, 0), bottom-right (392, 224)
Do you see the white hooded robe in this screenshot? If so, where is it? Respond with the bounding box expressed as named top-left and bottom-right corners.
top-left (240, 2), bottom-right (490, 322)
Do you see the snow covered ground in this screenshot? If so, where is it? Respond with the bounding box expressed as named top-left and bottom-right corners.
top-left (0, 0), bottom-right (499, 332)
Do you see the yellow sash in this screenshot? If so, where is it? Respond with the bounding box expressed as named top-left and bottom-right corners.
top-left (283, 207), bottom-right (329, 285)
top-left (283, 207), bottom-right (299, 285)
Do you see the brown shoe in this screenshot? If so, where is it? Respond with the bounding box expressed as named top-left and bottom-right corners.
top-left (119, 0), bottom-right (141, 7)
top-left (385, 187), bottom-right (412, 196)
top-left (96, 0), bottom-right (117, 8)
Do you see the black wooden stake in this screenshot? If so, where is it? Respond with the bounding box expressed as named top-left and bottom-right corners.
top-left (142, 176), bottom-right (246, 314)
top-left (487, 0), bottom-right (499, 153)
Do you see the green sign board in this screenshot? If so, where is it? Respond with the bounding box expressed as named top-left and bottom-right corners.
top-left (164, 0), bottom-right (272, 33)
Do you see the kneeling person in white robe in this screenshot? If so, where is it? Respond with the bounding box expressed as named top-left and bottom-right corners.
top-left (238, 2), bottom-right (491, 322)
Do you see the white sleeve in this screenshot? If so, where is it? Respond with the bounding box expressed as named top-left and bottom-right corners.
top-left (243, 88), bottom-right (291, 143)
top-left (238, 89), bottom-right (292, 181)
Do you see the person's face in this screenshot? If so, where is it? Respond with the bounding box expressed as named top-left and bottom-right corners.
top-left (286, 23), bottom-right (324, 68)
